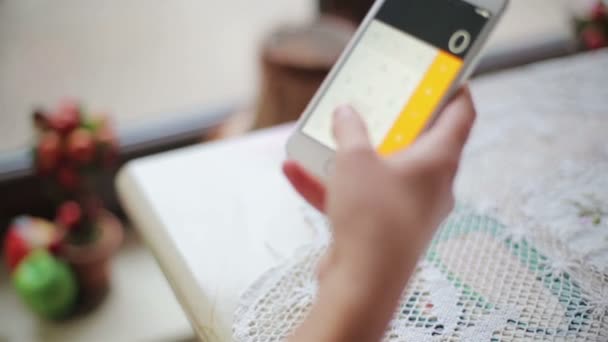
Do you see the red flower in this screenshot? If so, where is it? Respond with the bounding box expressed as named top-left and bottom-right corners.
top-left (49, 115), bottom-right (77, 136)
top-left (49, 100), bottom-right (81, 135)
top-left (582, 26), bottom-right (607, 49)
top-left (591, 2), bottom-right (607, 21)
top-left (67, 128), bottom-right (96, 164)
top-left (58, 99), bottom-right (80, 118)
top-left (36, 131), bottom-right (62, 173)
top-left (56, 201), bottom-right (82, 230)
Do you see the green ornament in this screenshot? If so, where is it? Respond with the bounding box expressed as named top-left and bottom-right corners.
top-left (12, 250), bottom-right (78, 319)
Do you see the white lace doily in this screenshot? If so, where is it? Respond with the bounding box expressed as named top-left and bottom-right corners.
top-left (233, 51), bottom-right (608, 340)
top-left (234, 208), bottom-right (608, 341)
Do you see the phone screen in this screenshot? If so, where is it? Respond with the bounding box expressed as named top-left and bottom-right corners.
top-left (302, 0), bottom-right (490, 155)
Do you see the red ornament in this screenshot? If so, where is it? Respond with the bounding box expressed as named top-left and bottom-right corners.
top-left (582, 26), bottom-right (608, 49)
top-left (36, 131), bottom-right (62, 173)
top-left (591, 2), bottom-right (607, 21)
top-left (56, 201), bottom-right (82, 230)
top-left (3, 217), bottom-right (63, 272)
top-left (66, 128), bottom-right (96, 164)
top-left (57, 166), bottom-right (80, 190)
top-left (3, 228), bottom-right (30, 271)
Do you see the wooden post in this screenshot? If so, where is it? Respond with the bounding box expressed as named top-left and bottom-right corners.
top-left (240, 1), bottom-right (373, 133)
top-left (252, 17), bottom-right (355, 130)
top-left (318, 0), bottom-right (376, 24)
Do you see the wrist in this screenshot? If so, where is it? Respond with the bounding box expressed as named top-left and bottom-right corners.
top-left (321, 237), bottom-right (423, 296)
top-left (309, 255), bottom-right (412, 342)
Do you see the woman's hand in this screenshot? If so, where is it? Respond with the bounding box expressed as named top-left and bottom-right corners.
top-left (285, 87), bottom-right (476, 342)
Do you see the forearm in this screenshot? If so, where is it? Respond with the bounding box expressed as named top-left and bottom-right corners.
top-left (289, 253), bottom-right (418, 342)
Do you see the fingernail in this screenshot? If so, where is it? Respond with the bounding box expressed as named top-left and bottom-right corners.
top-left (334, 105), bottom-right (354, 122)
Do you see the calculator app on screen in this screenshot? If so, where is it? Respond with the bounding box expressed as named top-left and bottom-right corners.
top-left (302, 0), bottom-right (489, 155)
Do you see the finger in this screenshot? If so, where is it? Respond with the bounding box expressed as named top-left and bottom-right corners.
top-left (332, 105), bottom-right (373, 151)
top-left (394, 86), bottom-right (476, 165)
top-left (425, 86), bottom-right (476, 153)
top-left (282, 161), bottom-right (326, 212)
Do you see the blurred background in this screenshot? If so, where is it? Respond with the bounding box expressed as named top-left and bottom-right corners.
top-left (0, 0), bottom-right (604, 341)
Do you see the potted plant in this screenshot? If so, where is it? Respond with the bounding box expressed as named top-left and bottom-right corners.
top-left (33, 100), bottom-right (123, 311)
top-left (575, 1), bottom-right (608, 50)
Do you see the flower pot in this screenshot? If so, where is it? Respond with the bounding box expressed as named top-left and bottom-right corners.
top-left (59, 209), bottom-right (123, 312)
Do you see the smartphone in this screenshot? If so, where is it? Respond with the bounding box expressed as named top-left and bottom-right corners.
top-left (286, 0), bottom-right (508, 180)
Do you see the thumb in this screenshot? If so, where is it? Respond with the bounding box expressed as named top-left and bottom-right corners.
top-left (332, 105), bottom-right (372, 151)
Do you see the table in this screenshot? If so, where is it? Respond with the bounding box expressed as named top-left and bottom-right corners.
top-left (117, 50), bottom-right (608, 341)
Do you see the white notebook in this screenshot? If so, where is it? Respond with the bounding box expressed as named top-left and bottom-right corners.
top-left (116, 124), bottom-right (322, 341)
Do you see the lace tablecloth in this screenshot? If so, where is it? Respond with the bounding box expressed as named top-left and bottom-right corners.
top-left (233, 50), bottom-right (608, 341)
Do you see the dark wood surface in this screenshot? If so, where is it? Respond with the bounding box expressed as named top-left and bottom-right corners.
top-left (251, 0), bottom-right (374, 130)
top-left (253, 17), bottom-right (355, 129)
top-left (319, 0), bottom-right (375, 23)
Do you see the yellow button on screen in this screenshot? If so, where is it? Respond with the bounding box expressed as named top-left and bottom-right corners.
top-left (378, 51), bottom-right (463, 155)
